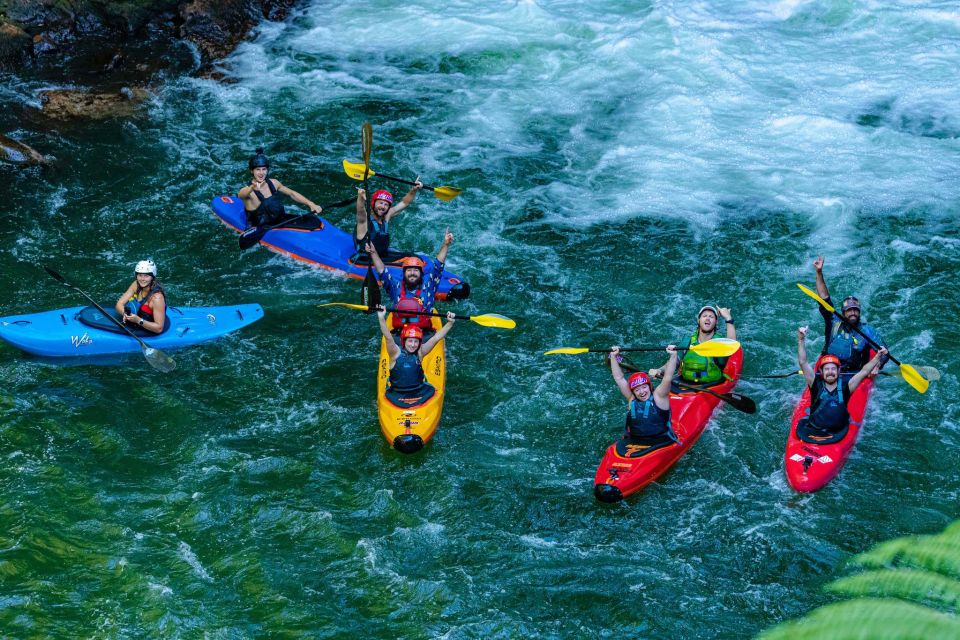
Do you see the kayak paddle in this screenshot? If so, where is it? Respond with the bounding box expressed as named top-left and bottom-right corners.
top-left (342, 160), bottom-right (462, 202)
top-left (612, 355), bottom-right (756, 414)
top-left (42, 265), bottom-right (176, 373)
top-left (797, 283), bottom-right (929, 394)
top-left (237, 196), bottom-right (356, 250)
top-left (743, 365), bottom-right (940, 382)
top-left (317, 302), bottom-right (515, 329)
top-left (544, 338), bottom-right (740, 357)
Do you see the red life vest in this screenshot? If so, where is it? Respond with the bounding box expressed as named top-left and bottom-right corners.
top-left (391, 287), bottom-right (433, 331)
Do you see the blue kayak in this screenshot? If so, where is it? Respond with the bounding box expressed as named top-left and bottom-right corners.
top-left (210, 195), bottom-right (470, 301)
top-left (0, 304), bottom-right (263, 358)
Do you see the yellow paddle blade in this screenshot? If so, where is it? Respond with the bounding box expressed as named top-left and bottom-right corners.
top-left (433, 186), bottom-right (462, 202)
top-left (316, 302), bottom-right (370, 311)
top-left (544, 347), bottom-right (589, 355)
top-left (362, 123), bottom-right (372, 164)
top-left (468, 314), bottom-right (515, 329)
top-left (797, 282), bottom-right (835, 312)
top-left (898, 363), bottom-right (930, 394)
top-left (343, 159), bottom-right (376, 181)
top-left (689, 338), bottom-right (741, 358)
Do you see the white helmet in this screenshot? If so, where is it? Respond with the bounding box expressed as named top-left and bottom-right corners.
top-left (134, 259), bottom-right (157, 276)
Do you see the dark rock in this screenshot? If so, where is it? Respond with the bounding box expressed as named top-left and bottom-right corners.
top-left (39, 86), bottom-right (150, 120)
top-left (180, 0), bottom-right (297, 66)
top-left (0, 21), bottom-right (32, 65)
top-left (0, 133), bottom-right (50, 165)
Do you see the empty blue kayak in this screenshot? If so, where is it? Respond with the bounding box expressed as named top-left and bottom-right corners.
top-left (210, 195), bottom-right (471, 301)
top-left (0, 304), bottom-right (263, 358)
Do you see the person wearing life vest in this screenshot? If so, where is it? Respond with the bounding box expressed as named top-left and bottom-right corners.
top-left (238, 147), bottom-right (323, 228)
top-left (813, 255), bottom-right (888, 374)
top-left (609, 345), bottom-right (679, 443)
top-left (650, 305), bottom-right (736, 385)
top-left (355, 179), bottom-right (423, 255)
top-left (365, 228), bottom-right (453, 332)
top-left (377, 305), bottom-right (455, 395)
top-left (114, 259), bottom-right (167, 334)
top-left (797, 326), bottom-right (887, 437)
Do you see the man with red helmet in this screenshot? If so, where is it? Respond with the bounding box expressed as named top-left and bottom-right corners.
top-left (812, 255), bottom-right (888, 374)
top-left (354, 179), bottom-right (423, 256)
top-left (609, 345), bottom-right (679, 447)
top-left (377, 305), bottom-right (455, 399)
top-left (797, 325), bottom-right (887, 440)
top-left (365, 228), bottom-right (454, 333)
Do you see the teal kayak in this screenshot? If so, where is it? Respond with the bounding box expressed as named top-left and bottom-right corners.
top-left (0, 304), bottom-right (263, 359)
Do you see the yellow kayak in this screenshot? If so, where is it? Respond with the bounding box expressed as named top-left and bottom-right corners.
top-left (377, 314), bottom-right (446, 453)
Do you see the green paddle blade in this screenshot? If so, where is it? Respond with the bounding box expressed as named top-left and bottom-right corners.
top-left (344, 159), bottom-right (375, 181)
top-left (689, 338), bottom-right (740, 358)
top-left (143, 346), bottom-right (176, 373)
top-left (468, 314), bottom-right (515, 329)
top-left (432, 186), bottom-right (462, 202)
top-left (898, 363), bottom-right (930, 394)
top-left (544, 347), bottom-right (589, 355)
top-left (317, 302), bottom-right (370, 311)
top-left (797, 282), bottom-right (835, 312)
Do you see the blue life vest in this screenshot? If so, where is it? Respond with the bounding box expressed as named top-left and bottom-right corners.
top-left (389, 351), bottom-right (425, 393)
top-left (368, 215), bottom-right (390, 255)
top-left (125, 284), bottom-right (165, 322)
top-left (808, 377), bottom-right (851, 433)
top-left (625, 398), bottom-right (671, 440)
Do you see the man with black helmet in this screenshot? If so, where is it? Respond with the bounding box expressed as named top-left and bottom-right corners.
top-left (238, 147), bottom-right (324, 228)
top-left (813, 256), bottom-right (888, 374)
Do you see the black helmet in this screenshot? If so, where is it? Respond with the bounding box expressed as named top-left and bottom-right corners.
top-left (248, 147), bottom-right (270, 169)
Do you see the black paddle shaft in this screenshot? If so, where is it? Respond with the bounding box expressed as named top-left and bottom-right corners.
top-left (374, 172), bottom-right (437, 193)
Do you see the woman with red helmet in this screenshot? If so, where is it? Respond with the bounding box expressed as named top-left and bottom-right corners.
top-left (354, 176), bottom-right (423, 256)
top-left (796, 325), bottom-right (887, 441)
top-left (610, 344), bottom-right (679, 446)
top-left (377, 305), bottom-right (455, 396)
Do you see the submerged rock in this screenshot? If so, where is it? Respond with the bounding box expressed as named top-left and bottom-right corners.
top-left (0, 134), bottom-right (50, 165)
top-left (39, 87), bottom-right (151, 120)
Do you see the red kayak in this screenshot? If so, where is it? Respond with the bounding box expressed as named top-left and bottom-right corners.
top-left (593, 349), bottom-right (743, 502)
top-left (784, 376), bottom-right (875, 492)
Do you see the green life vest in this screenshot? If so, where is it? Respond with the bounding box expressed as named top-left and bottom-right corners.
top-left (680, 332), bottom-right (728, 384)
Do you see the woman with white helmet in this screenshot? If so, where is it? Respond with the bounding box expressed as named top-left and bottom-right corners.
top-left (114, 259), bottom-right (167, 334)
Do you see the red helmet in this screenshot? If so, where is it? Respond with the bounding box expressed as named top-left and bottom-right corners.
top-left (399, 256), bottom-right (426, 271)
top-left (628, 372), bottom-right (651, 390)
top-left (401, 325), bottom-right (423, 341)
top-left (371, 189), bottom-right (394, 204)
top-left (395, 298), bottom-right (422, 319)
top-left (817, 354), bottom-right (841, 371)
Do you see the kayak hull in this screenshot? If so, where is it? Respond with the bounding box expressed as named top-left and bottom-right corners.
top-left (210, 195), bottom-right (469, 301)
top-left (593, 349), bottom-right (744, 502)
top-left (0, 304), bottom-right (263, 358)
top-left (784, 377), bottom-right (874, 492)
top-left (377, 315), bottom-right (446, 453)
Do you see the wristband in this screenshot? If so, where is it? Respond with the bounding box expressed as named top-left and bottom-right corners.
top-left (138, 319), bottom-right (144, 326)
top-left (727, 318), bottom-right (735, 324)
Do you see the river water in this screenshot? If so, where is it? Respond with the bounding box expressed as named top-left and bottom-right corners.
top-left (1, 1), bottom-right (959, 637)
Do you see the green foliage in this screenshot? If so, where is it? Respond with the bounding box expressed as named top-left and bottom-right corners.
top-left (759, 523), bottom-right (960, 639)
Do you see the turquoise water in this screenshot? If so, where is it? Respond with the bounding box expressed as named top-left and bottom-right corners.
top-left (2, 1), bottom-right (959, 637)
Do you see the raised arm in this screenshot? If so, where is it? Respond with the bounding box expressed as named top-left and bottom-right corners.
top-left (365, 241), bottom-right (386, 274)
top-left (718, 306), bottom-right (737, 340)
top-left (355, 188), bottom-right (367, 225)
top-left (797, 326), bottom-right (815, 387)
top-left (848, 347), bottom-right (888, 395)
top-left (652, 346), bottom-right (678, 407)
top-left (377, 306), bottom-right (400, 361)
top-left (813, 256), bottom-right (830, 299)
top-left (420, 312), bottom-right (455, 356)
top-left (609, 346), bottom-right (633, 401)
top-left (275, 180), bottom-right (322, 213)
top-left (436, 228), bottom-right (453, 264)
top-left (386, 178), bottom-right (422, 220)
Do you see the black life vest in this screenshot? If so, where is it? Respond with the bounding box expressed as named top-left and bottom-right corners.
top-left (389, 351), bottom-right (426, 393)
top-left (808, 377), bottom-right (851, 433)
top-left (125, 283), bottom-right (165, 322)
top-left (625, 398), bottom-right (671, 440)
top-left (249, 179), bottom-right (286, 226)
